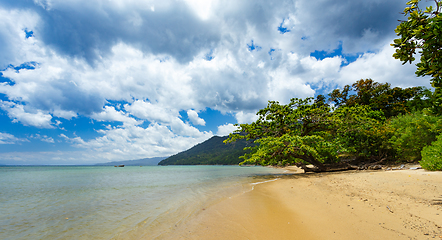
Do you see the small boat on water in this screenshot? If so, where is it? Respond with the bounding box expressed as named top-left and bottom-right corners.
top-left (114, 165), bottom-right (125, 167)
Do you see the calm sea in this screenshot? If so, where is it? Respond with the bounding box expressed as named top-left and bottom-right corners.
top-left (0, 165), bottom-right (286, 239)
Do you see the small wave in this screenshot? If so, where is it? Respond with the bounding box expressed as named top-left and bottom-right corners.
top-left (251, 178), bottom-right (280, 185)
top-left (250, 178), bottom-right (280, 190)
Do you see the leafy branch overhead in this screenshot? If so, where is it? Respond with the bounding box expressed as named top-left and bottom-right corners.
top-left (392, 0), bottom-right (442, 113)
top-left (392, 0), bottom-right (442, 86)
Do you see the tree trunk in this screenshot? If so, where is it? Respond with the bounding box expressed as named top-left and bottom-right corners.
top-left (295, 159), bottom-right (358, 173)
top-left (292, 153), bottom-right (326, 172)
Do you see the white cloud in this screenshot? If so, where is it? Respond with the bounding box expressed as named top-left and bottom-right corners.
top-left (216, 123), bottom-right (238, 136)
top-left (338, 43), bottom-right (432, 88)
top-left (168, 118), bottom-right (210, 137)
top-left (235, 111), bottom-right (258, 124)
top-left (0, 8), bottom-right (40, 68)
top-left (0, 132), bottom-right (28, 144)
top-left (52, 110), bottom-right (77, 120)
top-left (31, 134), bottom-right (54, 143)
top-left (0, 100), bottom-right (54, 128)
top-left (41, 136), bottom-right (54, 143)
top-left (59, 133), bottom-right (86, 146)
top-left (184, 0), bottom-right (217, 20)
top-left (125, 100), bottom-right (178, 124)
top-left (187, 109), bottom-right (206, 126)
top-left (91, 106), bottom-right (142, 126)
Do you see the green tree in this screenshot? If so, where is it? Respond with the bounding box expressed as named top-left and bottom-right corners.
top-left (333, 105), bottom-right (392, 162)
top-left (329, 79), bottom-right (430, 118)
top-left (388, 111), bottom-right (442, 161)
top-left (225, 97), bottom-right (388, 171)
top-left (225, 97), bottom-right (337, 171)
top-left (392, 0), bottom-right (442, 113)
top-left (420, 133), bottom-right (442, 170)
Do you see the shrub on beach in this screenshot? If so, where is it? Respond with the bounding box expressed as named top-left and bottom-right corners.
top-left (388, 112), bottom-right (442, 162)
top-left (420, 134), bottom-right (442, 171)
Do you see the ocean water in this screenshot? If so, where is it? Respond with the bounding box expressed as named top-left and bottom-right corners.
top-left (0, 165), bottom-right (286, 239)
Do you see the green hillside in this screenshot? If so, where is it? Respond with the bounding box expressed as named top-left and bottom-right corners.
top-left (158, 136), bottom-right (251, 165)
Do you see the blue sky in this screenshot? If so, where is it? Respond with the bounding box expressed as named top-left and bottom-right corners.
top-left (0, 0), bottom-right (432, 165)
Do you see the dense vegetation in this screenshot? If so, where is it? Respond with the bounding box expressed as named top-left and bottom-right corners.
top-left (158, 136), bottom-right (252, 165)
top-left (226, 79), bottom-right (441, 171)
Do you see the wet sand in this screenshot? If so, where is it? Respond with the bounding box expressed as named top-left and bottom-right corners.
top-left (165, 166), bottom-right (442, 239)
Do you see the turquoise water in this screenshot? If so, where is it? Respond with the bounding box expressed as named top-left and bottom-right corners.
top-left (0, 165), bottom-right (286, 239)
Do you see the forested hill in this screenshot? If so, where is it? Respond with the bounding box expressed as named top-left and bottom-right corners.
top-left (157, 136), bottom-right (251, 165)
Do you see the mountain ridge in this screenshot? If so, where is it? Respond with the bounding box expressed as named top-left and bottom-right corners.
top-left (158, 135), bottom-right (251, 165)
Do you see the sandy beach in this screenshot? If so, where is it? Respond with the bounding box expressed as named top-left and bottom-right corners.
top-left (165, 165), bottom-right (442, 239)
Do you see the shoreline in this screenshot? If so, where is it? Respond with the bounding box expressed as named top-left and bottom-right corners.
top-left (164, 166), bottom-right (442, 239)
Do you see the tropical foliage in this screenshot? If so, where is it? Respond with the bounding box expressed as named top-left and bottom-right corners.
top-left (329, 79), bottom-right (432, 118)
top-left (226, 97), bottom-right (340, 171)
top-left (225, 79), bottom-right (442, 171)
top-left (420, 133), bottom-right (442, 170)
top-left (388, 112), bottom-right (442, 161)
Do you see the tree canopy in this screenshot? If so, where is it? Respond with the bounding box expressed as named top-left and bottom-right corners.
top-left (225, 88), bottom-right (396, 172)
top-left (225, 97), bottom-right (339, 171)
top-left (329, 79), bottom-right (432, 118)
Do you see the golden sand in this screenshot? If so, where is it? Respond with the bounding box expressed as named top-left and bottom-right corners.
top-left (164, 166), bottom-right (442, 239)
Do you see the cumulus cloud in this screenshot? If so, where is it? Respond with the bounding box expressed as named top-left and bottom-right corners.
top-left (125, 100), bottom-right (179, 124)
top-left (235, 111), bottom-right (258, 124)
top-left (0, 100), bottom-right (54, 128)
top-left (216, 123), bottom-right (238, 136)
top-left (338, 43), bottom-right (432, 88)
top-left (187, 109), bottom-right (206, 126)
top-left (91, 106), bottom-right (142, 126)
top-left (0, 8), bottom-right (40, 68)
